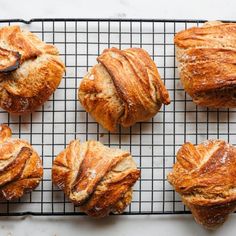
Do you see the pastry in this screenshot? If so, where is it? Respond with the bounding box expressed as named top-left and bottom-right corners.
top-left (52, 139), bottom-right (140, 217)
top-left (78, 47), bottom-right (170, 132)
top-left (168, 139), bottom-right (236, 229)
top-left (0, 124), bottom-right (43, 200)
top-left (175, 21), bottom-right (236, 108)
top-left (0, 25), bottom-right (65, 114)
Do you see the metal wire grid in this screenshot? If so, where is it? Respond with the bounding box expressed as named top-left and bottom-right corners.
top-left (0, 18), bottom-right (235, 216)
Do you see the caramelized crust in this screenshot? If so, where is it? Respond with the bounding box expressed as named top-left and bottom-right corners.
top-left (0, 25), bottom-right (65, 114)
top-left (175, 21), bottom-right (236, 108)
top-left (78, 47), bottom-right (170, 131)
top-left (52, 140), bottom-right (140, 217)
top-left (168, 140), bottom-right (236, 229)
top-left (0, 47), bottom-right (20, 72)
top-left (0, 124), bottom-right (43, 200)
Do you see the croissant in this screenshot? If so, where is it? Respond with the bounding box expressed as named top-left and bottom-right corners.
top-left (168, 139), bottom-right (236, 229)
top-left (78, 47), bottom-right (170, 132)
top-left (52, 139), bottom-right (140, 217)
top-left (175, 21), bottom-right (236, 108)
top-left (0, 25), bottom-right (65, 114)
top-left (0, 124), bottom-right (43, 200)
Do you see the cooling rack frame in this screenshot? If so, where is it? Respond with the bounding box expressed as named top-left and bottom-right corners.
top-left (0, 18), bottom-right (235, 216)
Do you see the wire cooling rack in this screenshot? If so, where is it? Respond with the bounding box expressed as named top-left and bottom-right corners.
top-left (0, 18), bottom-right (235, 216)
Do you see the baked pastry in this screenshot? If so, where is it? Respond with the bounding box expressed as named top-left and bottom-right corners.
top-left (168, 139), bottom-right (236, 229)
top-left (52, 139), bottom-right (140, 217)
top-left (0, 124), bottom-right (43, 200)
top-left (175, 21), bottom-right (236, 108)
top-left (78, 47), bottom-right (170, 132)
top-left (0, 25), bottom-right (65, 114)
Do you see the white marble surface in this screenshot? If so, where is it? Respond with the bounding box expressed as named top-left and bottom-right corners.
top-left (0, 0), bottom-right (235, 20)
top-left (0, 0), bottom-right (236, 235)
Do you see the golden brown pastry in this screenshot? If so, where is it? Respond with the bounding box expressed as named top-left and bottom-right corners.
top-left (0, 25), bottom-right (65, 114)
top-left (52, 139), bottom-right (140, 217)
top-left (0, 124), bottom-right (43, 200)
top-left (175, 21), bottom-right (236, 108)
top-left (78, 47), bottom-right (170, 132)
top-left (168, 139), bottom-right (236, 229)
